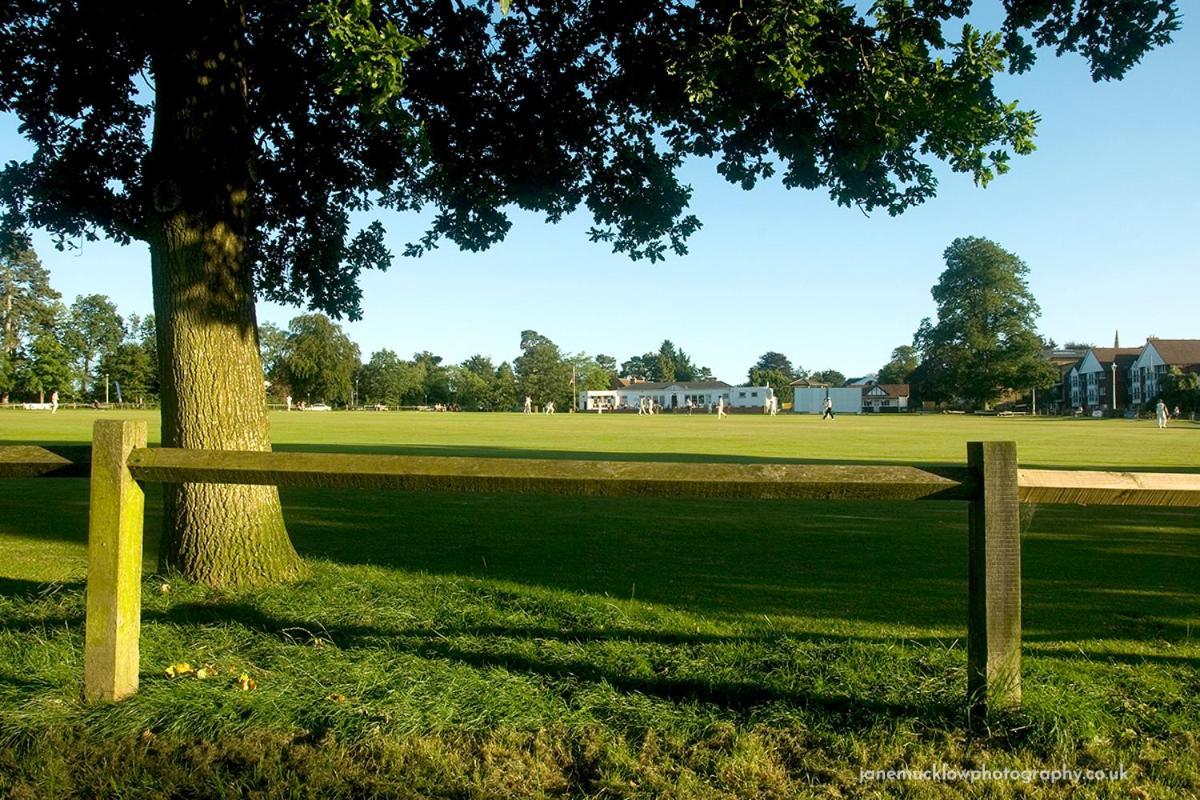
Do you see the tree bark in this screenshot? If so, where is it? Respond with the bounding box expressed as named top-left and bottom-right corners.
top-left (145, 1), bottom-right (303, 586)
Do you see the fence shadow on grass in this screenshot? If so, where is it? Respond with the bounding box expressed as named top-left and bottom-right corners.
top-left (0, 577), bottom-right (85, 599)
top-left (1, 441), bottom-right (1196, 646)
top-left (142, 599), bottom-right (962, 725)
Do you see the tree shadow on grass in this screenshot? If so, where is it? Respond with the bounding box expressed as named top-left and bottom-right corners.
top-left (1, 442), bottom-right (1196, 647)
top-left (271, 488), bottom-right (1200, 643)
top-left (0, 483), bottom-right (1194, 645)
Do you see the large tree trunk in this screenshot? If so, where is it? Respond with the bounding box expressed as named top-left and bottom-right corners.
top-left (145, 1), bottom-right (304, 586)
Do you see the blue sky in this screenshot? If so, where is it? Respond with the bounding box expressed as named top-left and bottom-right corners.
top-left (2, 15), bottom-right (1196, 383)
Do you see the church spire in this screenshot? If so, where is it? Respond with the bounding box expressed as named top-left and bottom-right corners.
top-left (1114, 330), bottom-right (1120, 348)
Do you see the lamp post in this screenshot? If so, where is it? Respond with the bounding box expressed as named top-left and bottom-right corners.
top-left (1112, 361), bottom-right (1118, 413)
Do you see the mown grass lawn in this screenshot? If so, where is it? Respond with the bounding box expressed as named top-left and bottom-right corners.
top-left (1, 410), bottom-right (1198, 798)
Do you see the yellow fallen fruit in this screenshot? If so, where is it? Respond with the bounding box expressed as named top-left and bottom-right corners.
top-left (237, 673), bottom-right (256, 691)
top-left (164, 662), bottom-right (194, 679)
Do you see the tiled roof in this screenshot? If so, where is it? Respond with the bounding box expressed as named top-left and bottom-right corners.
top-left (1147, 339), bottom-right (1200, 367)
top-left (867, 383), bottom-right (911, 398)
top-left (1089, 347), bottom-right (1142, 365)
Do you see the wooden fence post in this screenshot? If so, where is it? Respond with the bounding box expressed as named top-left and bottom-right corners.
top-left (967, 441), bottom-right (1021, 718)
top-left (85, 419), bottom-right (147, 702)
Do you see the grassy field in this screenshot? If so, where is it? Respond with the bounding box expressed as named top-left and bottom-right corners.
top-left (1, 409), bottom-right (1198, 798)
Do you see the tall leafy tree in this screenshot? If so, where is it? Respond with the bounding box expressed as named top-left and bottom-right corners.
top-left (15, 327), bottom-right (74, 402)
top-left (0, 1), bottom-right (1177, 585)
top-left (99, 314), bottom-right (159, 403)
top-left (446, 364), bottom-right (483, 409)
top-left (9, 300), bottom-right (74, 401)
top-left (751, 352), bottom-right (798, 380)
top-left (656, 340), bottom-right (707, 383)
top-left (748, 367), bottom-right (793, 404)
top-left (620, 353), bottom-right (657, 381)
top-left (0, 225), bottom-right (60, 402)
top-left (360, 348), bottom-right (424, 406)
top-left (492, 361), bottom-right (519, 411)
top-left (914, 237), bottom-right (1058, 409)
top-left (515, 330), bottom-right (571, 408)
top-left (282, 314), bottom-right (362, 405)
top-left (810, 369), bottom-right (847, 387)
top-left (623, 341), bottom-right (710, 383)
top-left (656, 341), bottom-right (679, 383)
top-left (67, 294), bottom-right (124, 398)
top-left (411, 351), bottom-right (450, 405)
top-left (1160, 367), bottom-right (1199, 416)
top-left (877, 345), bottom-right (919, 384)
top-left (258, 322), bottom-right (290, 400)
top-left (572, 353), bottom-right (616, 397)
top-left (455, 354), bottom-right (497, 409)
top-left (594, 355), bottom-right (618, 379)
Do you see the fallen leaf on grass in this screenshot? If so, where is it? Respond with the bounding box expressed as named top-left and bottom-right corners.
top-left (164, 662), bottom-right (194, 679)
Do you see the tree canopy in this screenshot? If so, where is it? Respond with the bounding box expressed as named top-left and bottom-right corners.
top-left (914, 236), bottom-right (1057, 408)
top-left (1, 225), bottom-right (58, 356)
top-left (748, 367), bottom-right (794, 404)
top-left (1160, 367), bottom-right (1199, 416)
top-left (0, 0), bottom-right (1178, 585)
top-left (877, 345), bottom-right (918, 385)
top-left (621, 341), bottom-right (712, 383)
top-left (66, 294), bottom-right (125, 397)
top-left (810, 369), bottom-right (847, 387)
top-left (751, 352), bottom-right (799, 380)
top-left (98, 314), bottom-right (159, 403)
top-left (1, 223), bottom-right (60, 400)
top-left (359, 348), bottom-right (425, 406)
top-left (281, 313), bottom-right (362, 404)
top-left (515, 330), bottom-right (572, 408)
top-left (0, 1), bottom-right (1180, 318)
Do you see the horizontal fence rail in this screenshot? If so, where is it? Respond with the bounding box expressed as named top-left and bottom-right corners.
top-left (2, 420), bottom-right (1199, 717)
top-left (8, 444), bottom-right (1199, 507)
top-left (125, 448), bottom-right (978, 501)
top-left (1018, 468), bottom-right (1200, 507)
top-left (0, 445), bottom-right (92, 479)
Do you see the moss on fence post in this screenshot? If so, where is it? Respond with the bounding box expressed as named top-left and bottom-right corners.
top-left (84, 420), bottom-right (147, 702)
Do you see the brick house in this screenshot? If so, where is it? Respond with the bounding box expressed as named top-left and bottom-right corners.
top-left (1074, 347), bottom-right (1141, 412)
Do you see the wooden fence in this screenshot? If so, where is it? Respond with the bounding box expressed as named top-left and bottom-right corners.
top-left (3, 420), bottom-right (1199, 719)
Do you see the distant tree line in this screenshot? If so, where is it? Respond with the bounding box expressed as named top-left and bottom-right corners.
top-left (260, 320), bottom-right (724, 412)
top-left (8, 232), bottom-right (1189, 414)
top-left (1, 229), bottom-right (157, 404)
